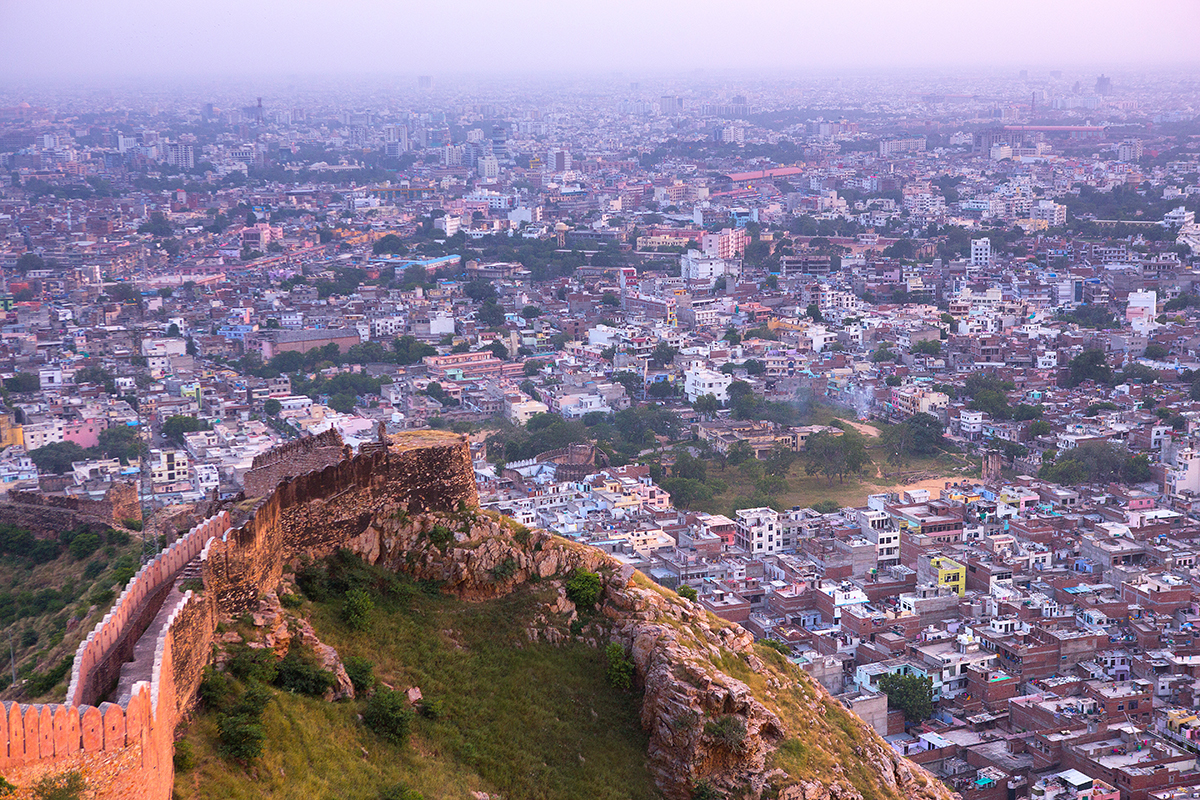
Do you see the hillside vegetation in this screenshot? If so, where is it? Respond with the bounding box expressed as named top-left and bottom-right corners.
top-left (0, 520), bottom-right (144, 703)
top-left (173, 507), bottom-right (953, 800)
top-left (174, 559), bottom-right (657, 800)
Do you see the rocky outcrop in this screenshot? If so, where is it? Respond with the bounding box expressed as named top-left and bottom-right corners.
top-left (224, 589), bottom-right (355, 702)
top-left (346, 505), bottom-right (958, 800)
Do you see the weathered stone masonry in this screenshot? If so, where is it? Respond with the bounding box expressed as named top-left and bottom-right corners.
top-left (0, 431), bottom-right (475, 799)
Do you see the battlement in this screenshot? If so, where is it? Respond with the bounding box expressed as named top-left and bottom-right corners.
top-left (0, 434), bottom-right (476, 798)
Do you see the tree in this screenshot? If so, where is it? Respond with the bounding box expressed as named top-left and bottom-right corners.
top-left (805, 430), bottom-right (869, 483)
top-left (97, 425), bottom-right (146, 464)
top-left (464, 279), bottom-right (498, 303)
top-left (912, 339), bottom-right (941, 357)
top-left (478, 300), bottom-right (505, 327)
top-left (727, 439), bottom-right (754, 466)
top-left (872, 345), bottom-right (896, 362)
top-left (693, 394), bottom-right (720, 415)
top-left (485, 340), bottom-right (509, 361)
top-left (1029, 420), bottom-right (1052, 437)
top-left (660, 477), bottom-right (712, 509)
top-left (877, 672), bottom-right (934, 723)
top-left (3, 372), bottom-right (39, 393)
top-left (264, 399), bottom-right (282, 416)
top-left (647, 381), bottom-right (675, 398)
top-left (15, 253), bottom-right (46, 274)
top-left (1144, 343), bottom-right (1169, 360)
top-left (601, 292), bottom-right (621, 307)
top-left (744, 359), bottom-right (765, 375)
top-left (764, 442), bottom-right (796, 476)
top-left (806, 302), bottom-right (823, 322)
top-left (166, 323), bottom-right (181, 337)
top-left (162, 415), bottom-right (211, 443)
top-left (521, 305), bottom-right (542, 318)
top-left (723, 329), bottom-right (742, 346)
top-left (28, 442), bottom-right (89, 474)
top-left (566, 568), bottom-right (602, 607)
top-left (328, 393), bottom-right (357, 413)
top-left (651, 342), bottom-right (679, 367)
top-left (392, 335), bottom-right (436, 365)
top-left (372, 234), bottom-right (406, 255)
top-left (1068, 349), bottom-right (1113, 388)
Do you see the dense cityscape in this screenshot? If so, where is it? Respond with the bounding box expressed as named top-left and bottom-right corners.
top-left (4, 55), bottom-right (1200, 800)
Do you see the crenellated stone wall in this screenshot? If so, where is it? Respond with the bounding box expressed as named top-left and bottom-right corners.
top-left (0, 431), bottom-right (476, 798)
top-left (241, 428), bottom-right (348, 498)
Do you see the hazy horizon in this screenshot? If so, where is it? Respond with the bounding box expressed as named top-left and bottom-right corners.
top-left (3, 0), bottom-right (1199, 83)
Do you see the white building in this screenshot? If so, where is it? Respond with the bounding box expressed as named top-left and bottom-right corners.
top-left (970, 238), bottom-right (991, 267)
top-left (684, 366), bottom-right (732, 403)
top-left (734, 507), bottom-right (782, 555)
top-left (681, 250), bottom-right (738, 288)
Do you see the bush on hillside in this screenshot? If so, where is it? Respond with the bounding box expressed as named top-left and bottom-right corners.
top-left (363, 688), bottom-right (413, 745)
top-left (565, 568), bottom-right (602, 607)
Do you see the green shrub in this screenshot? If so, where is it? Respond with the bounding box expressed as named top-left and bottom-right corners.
top-left (199, 667), bottom-right (237, 712)
top-left (363, 688), bottom-right (413, 745)
top-left (344, 656), bottom-right (375, 692)
top-left (565, 568), bottom-right (602, 607)
top-left (274, 647), bottom-right (336, 696)
top-left (30, 771), bottom-right (85, 800)
top-left (107, 528), bottom-right (131, 545)
top-left (416, 697), bottom-right (443, 719)
top-left (173, 740), bottom-right (195, 772)
top-left (380, 784), bottom-right (424, 800)
top-left (704, 715), bottom-right (747, 753)
top-left (110, 554), bottom-right (138, 585)
top-left (30, 539), bottom-right (60, 564)
top-left (678, 585), bottom-right (698, 601)
top-left (228, 646), bottom-right (279, 684)
top-left (82, 560), bottom-right (105, 580)
top-left (295, 560), bottom-right (329, 601)
top-left (761, 639), bottom-right (792, 656)
top-left (691, 780), bottom-right (722, 800)
top-left (428, 524), bottom-right (454, 550)
top-left (88, 587), bottom-right (114, 607)
top-left (605, 642), bottom-right (635, 691)
top-left (0, 776), bottom-right (12, 796)
top-left (216, 682), bottom-right (272, 763)
top-left (217, 712), bottom-right (265, 763)
top-left (122, 518), bottom-right (143, 531)
top-left (28, 656), bottom-right (73, 695)
top-left (68, 532), bottom-right (102, 560)
top-left (279, 591), bottom-right (303, 609)
top-left (342, 588), bottom-right (374, 631)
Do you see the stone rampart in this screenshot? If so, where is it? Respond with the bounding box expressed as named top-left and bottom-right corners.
top-left (241, 428), bottom-right (348, 498)
top-left (66, 512), bottom-right (231, 709)
top-left (0, 432), bottom-right (474, 798)
top-left (5, 482), bottom-right (141, 529)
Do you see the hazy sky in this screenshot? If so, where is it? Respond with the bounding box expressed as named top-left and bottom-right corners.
top-left (2, 0), bottom-right (1198, 80)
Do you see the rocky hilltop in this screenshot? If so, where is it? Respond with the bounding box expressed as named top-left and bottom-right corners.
top-left (341, 503), bottom-right (958, 800)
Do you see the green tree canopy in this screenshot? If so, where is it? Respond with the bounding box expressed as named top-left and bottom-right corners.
top-left (1068, 349), bottom-right (1113, 388)
top-left (162, 415), bottom-right (211, 443)
top-left (877, 672), bottom-right (934, 723)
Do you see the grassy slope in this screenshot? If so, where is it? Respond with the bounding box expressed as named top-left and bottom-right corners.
top-left (0, 529), bottom-right (143, 703)
top-left (175, 584), bottom-right (658, 800)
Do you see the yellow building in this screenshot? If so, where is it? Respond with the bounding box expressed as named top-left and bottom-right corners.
top-left (0, 411), bottom-right (23, 449)
top-left (930, 556), bottom-right (966, 596)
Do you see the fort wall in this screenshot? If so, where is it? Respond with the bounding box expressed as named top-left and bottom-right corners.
top-left (0, 432), bottom-right (475, 798)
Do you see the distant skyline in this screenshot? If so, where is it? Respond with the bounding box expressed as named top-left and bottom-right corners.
top-left (2, 0), bottom-right (1199, 82)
